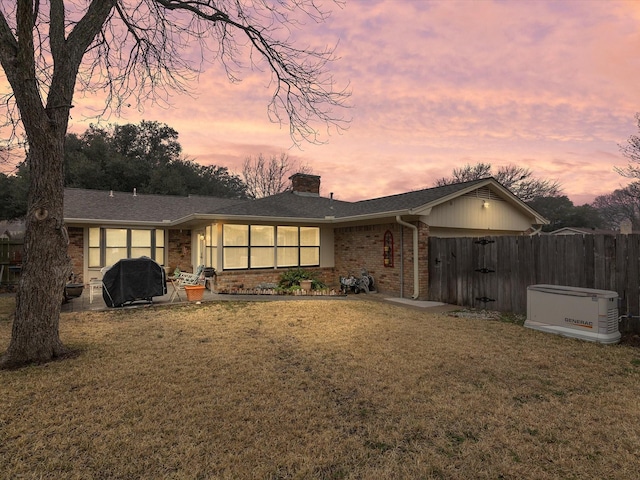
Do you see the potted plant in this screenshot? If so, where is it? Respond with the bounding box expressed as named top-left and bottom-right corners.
top-left (184, 284), bottom-right (206, 301)
top-left (278, 267), bottom-right (325, 294)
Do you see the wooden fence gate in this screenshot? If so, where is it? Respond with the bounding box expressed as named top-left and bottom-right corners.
top-left (428, 234), bottom-right (640, 333)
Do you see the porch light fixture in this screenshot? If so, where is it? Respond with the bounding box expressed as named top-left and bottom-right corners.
top-left (483, 200), bottom-right (490, 209)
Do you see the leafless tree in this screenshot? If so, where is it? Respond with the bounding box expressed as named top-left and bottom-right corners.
top-left (434, 162), bottom-right (493, 185)
top-left (0, 1), bottom-right (349, 368)
top-left (598, 113), bottom-right (640, 230)
top-left (242, 152), bottom-right (312, 198)
top-left (616, 113), bottom-right (640, 179)
top-left (592, 184), bottom-right (640, 230)
top-left (434, 163), bottom-right (562, 202)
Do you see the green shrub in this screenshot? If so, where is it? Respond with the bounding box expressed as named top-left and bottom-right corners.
top-left (277, 268), bottom-right (326, 291)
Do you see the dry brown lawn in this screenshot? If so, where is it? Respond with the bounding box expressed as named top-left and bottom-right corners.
top-left (1, 296), bottom-right (640, 479)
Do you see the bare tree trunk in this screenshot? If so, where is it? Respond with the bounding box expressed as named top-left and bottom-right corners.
top-left (1, 133), bottom-right (71, 368)
top-left (0, 0), bottom-right (347, 368)
top-left (0, 1), bottom-right (112, 368)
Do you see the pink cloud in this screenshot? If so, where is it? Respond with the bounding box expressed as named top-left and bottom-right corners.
top-left (2, 0), bottom-right (640, 207)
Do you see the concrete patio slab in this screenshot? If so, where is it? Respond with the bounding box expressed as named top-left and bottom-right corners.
top-left (60, 286), bottom-right (350, 313)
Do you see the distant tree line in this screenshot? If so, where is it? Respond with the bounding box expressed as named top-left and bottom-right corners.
top-left (0, 121), bottom-right (248, 219)
top-left (4, 116), bottom-right (640, 230)
top-left (62, 121), bottom-right (249, 198)
top-left (0, 120), bottom-right (316, 220)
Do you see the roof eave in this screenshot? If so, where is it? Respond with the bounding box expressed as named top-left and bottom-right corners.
top-left (173, 213), bottom-right (338, 225)
top-left (65, 218), bottom-right (171, 227)
top-left (335, 209), bottom-right (413, 222)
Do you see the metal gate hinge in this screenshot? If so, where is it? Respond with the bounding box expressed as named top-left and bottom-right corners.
top-left (475, 296), bottom-right (495, 303)
top-left (475, 268), bottom-right (495, 274)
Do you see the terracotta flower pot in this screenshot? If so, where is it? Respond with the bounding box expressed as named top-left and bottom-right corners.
top-left (184, 285), bottom-right (205, 301)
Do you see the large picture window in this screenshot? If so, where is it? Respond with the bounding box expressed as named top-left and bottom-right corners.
top-left (223, 224), bottom-right (320, 270)
top-left (88, 228), bottom-right (165, 268)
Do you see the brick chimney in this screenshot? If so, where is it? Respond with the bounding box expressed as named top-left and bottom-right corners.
top-left (289, 173), bottom-right (321, 196)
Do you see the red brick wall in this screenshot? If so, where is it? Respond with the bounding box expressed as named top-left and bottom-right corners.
top-left (334, 221), bottom-right (429, 299)
top-left (290, 173), bottom-right (321, 194)
top-left (66, 227), bottom-right (194, 282)
top-left (417, 221), bottom-right (430, 298)
top-left (167, 229), bottom-right (192, 272)
top-left (68, 227), bottom-right (84, 282)
top-left (214, 267), bottom-right (337, 292)
top-left (66, 222), bottom-right (430, 298)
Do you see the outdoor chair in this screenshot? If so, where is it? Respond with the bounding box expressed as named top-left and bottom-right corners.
top-left (88, 278), bottom-right (103, 303)
top-left (89, 266), bottom-right (111, 304)
top-left (169, 265), bottom-right (205, 302)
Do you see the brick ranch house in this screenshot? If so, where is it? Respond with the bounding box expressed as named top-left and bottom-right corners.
top-left (63, 174), bottom-right (548, 300)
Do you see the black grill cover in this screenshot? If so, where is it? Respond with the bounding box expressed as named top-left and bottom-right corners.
top-left (102, 257), bottom-right (167, 307)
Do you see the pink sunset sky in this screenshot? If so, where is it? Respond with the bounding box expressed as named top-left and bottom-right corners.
top-left (4, 0), bottom-right (640, 205)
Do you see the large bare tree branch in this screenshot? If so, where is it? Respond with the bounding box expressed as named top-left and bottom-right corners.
top-left (92, 0), bottom-right (349, 144)
top-left (0, 0), bottom-right (349, 368)
top-left (0, 9), bottom-right (22, 141)
top-left (3, 1), bottom-right (349, 144)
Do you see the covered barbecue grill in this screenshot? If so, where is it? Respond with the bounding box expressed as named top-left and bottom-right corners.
top-left (102, 257), bottom-right (167, 307)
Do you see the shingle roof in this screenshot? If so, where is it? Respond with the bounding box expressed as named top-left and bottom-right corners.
top-left (208, 191), bottom-right (350, 219)
top-left (207, 179), bottom-right (490, 219)
top-left (333, 179), bottom-right (488, 218)
top-left (64, 178), bottom-right (527, 224)
top-left (64, 188), bottom-right (247, 223)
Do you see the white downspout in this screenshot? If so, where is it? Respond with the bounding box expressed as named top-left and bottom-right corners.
top-left (396, 216), bottom-right (419, 299)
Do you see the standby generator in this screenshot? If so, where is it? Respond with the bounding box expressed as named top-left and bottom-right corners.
top-left (525, 284), bottom-right (620, 344)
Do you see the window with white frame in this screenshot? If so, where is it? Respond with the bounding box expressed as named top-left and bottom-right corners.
top-left (223, 224), bottom-right (249, 269)
top-left (299, 226), bottom-right (320, 266)
top-left (88, 227), bottom-right (165, 268)
top-left (204, 224), bottom-right (218, 269)
top-left (222, 224), bottom-right (320, 270)
top-left (276, 226), bottom-right (299, 267)
top-left (250, 225), bottom-right (275, 268)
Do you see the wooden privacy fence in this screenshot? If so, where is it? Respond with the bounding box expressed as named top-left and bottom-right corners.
top-left (428, 234), bottom-right (640, 332)
top-left (0, 237), bottom-right (23, 285)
